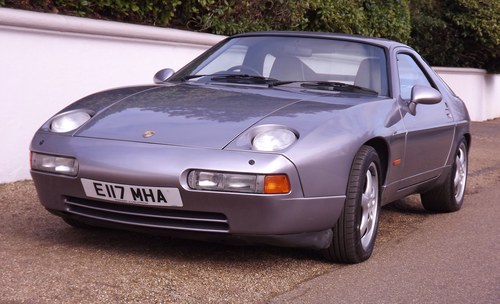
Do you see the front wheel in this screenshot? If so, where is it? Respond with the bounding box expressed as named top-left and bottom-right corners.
top-left (421, 138), bottom-right (468, 212)
top-left (321, 146), bottom-right (381, 263)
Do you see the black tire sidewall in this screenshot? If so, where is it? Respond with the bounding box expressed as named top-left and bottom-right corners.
top-left (451, 139), bottom-right (468, 208)
top-left (340, 146), bottom-right (382, 263)
top-left (421, 137), bottom-right (468, 212)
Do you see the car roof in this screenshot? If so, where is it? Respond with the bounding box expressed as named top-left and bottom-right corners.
top-left (232, 31), bottom-right (410, 50)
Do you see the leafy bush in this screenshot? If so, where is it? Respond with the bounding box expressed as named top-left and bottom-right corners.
top-left (177, 0), bottom-right (313, 35)
top-left (0, 1), bottom-right (412, 41)
top-left (304, 0), bottom-right (410, 43)
top-left (3, 0), bottom-right (182, 26)
top-left (410, 0), bottom-right (499, 72)
top-left (177, 0), bottom-right (410, 43)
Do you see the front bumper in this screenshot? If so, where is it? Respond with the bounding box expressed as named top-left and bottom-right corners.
top-left (31, 133), bottom-right (345, 249)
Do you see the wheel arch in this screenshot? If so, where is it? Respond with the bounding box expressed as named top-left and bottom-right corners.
top-left (363, 137), bottom-right (389, 186)
top-left (463, 132), bottom-right (472, 152)
top-left (447, 130), bottom-right (471, 167)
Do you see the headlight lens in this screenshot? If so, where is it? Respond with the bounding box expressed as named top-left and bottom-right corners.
top-left (50, 110), bottom-right (91, 133)
top-left (188, 170), bottom-right (290, 194)
top-left (252, 128), bottom-right (297, 151)
top-left (31, 152), bottom-right (79, 176)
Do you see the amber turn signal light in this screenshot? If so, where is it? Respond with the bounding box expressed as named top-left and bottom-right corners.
top-left (264, 175), bottom-right (291, 194)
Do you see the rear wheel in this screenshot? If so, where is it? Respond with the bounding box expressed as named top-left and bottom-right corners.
top-left (321, 146), bottom-right (381, 263)
top-left (421, 138), bottom-right (468, 212)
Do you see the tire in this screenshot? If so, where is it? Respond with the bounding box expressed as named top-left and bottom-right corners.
top-left (421, 138), bottom-right (468, 212)
top-left (321, 146), bottom-right (381, 263)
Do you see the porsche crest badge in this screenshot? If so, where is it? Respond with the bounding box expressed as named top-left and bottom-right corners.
top-left (143, 130), bottom-right (155, 138)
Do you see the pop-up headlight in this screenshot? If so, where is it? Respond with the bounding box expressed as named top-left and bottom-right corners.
top-left (50, 110), bottom-right (91, 133)
top-left (252, 128), bottom-right (298, 151)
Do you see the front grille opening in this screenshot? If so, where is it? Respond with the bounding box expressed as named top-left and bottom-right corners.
top-left (64, 196), bottom-right (229, 233)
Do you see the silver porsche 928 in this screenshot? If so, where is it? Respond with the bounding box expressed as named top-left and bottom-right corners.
top-left (30, 32), bottom-right (470, 263)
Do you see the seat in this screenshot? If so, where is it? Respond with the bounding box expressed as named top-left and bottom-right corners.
top-left (354, 58), bottom-right (386, 95)
top-left (270, 56), bottom-right (305, 81)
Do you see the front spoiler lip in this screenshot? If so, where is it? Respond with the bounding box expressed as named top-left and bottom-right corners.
top-left (49, 209), bottom-right (333, 250)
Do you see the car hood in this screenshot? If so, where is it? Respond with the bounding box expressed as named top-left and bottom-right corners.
top-left (76, 84), bottom-right (360, 149)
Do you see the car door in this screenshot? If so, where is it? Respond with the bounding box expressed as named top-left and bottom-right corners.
top-left (396, 52), bottom-right (455, 189)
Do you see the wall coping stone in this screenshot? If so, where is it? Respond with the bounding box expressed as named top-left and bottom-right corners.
top-left (0, 7), bottom-right (224, 47)
top-left (433, 66), bottom-right (488, 75)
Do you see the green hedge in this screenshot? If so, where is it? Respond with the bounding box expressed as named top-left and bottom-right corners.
top-left (2, 0), bottom-right (182, 26)
top-left (177, 0), bottom-right (410, 42)
top-left (304, 0), bottom-right (411, 43)
top-left (177, 0), bottom-right (311, 35)
top-left (2, 0), bottom-right (411, 41)
top-left (409, 0), bottom-right (499, 73)
top-left (2, 0), bottom-right (498, 72)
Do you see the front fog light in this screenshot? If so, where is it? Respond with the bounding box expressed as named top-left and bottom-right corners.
top-left (224, 174), bottom-right (259, 192)
top-left (31, 152), bottom-right (78, 176)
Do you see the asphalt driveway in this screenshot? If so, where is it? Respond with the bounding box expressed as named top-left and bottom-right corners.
top-left (1, 119), bottom-right (499, 303)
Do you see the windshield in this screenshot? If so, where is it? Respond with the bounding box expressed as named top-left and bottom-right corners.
top-left (171, 36), bottom-right (389, 96)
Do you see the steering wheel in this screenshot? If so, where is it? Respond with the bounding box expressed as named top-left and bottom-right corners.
top-left (226, 65), bottom-right (262, 76)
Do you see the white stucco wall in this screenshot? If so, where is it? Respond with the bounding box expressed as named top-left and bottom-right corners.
top-left (0, 8), bottom-right (498, 183)
top-left (0, 8), bottom-right (223, 182)
top-left (434, 67), bottom-right (500, 121)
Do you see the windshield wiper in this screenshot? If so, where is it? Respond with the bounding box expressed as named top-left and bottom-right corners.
top-left (180, 73), bottom-right (277, 84)
top-left (299, 81), bottom-right (378, 95)
top-left (180, 75), bottom-right (377, 94)
top-left (210, 74), bottom-right (280, 85)
top-left (179, 74), bottom-right (222, 81)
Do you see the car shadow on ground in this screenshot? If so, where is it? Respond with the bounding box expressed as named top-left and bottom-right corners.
top-left (38, 215), bottom-right (328, 263)
top-left (32, 198), bottom-right (431, 265)
top-left (2, 180), bottom-right (437, 266)
top-left (382, 194), bottom-right (429, 215)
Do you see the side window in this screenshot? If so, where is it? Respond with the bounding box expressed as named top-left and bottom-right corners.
top-left (397, 53), bottom-right (432, 100)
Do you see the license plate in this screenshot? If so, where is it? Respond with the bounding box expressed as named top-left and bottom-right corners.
top-left (81, 178), bottom-right (183, 207)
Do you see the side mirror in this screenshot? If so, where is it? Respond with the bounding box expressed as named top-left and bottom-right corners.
top-left (408, 85), bottom-right (442, 115)
top-left (153, 68), bottom-right (175, 84)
